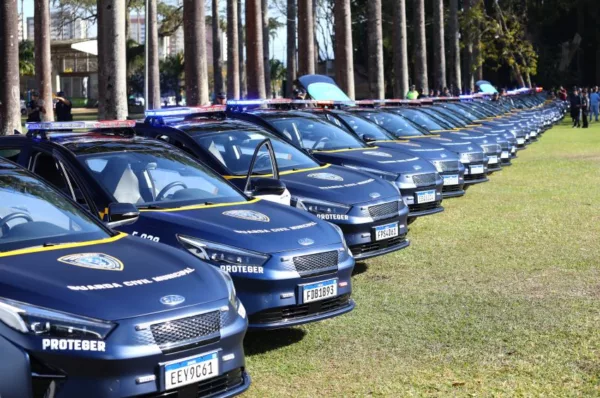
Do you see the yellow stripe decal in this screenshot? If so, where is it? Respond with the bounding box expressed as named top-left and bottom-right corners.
top-left (223, 164), bottom-right (331, 180)
top-left (412, 134), bottom-right (441, 138)
top-left (314, 146), bottom-right (379, 154)
top-left (0, 233), bottom-right (128, 258)
top-left (465, 124), bottom-right (483, 128)
top-left (373, 140), bottom-right (408, 143)
top-left (138, 198), bottom-right (262, 213)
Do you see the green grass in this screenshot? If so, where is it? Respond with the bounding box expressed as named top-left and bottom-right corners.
top-left (243, 120), bottom-right (600, 397)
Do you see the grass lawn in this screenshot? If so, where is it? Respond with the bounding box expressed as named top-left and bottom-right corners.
top-left (243, 119), bottom-right (600, 396)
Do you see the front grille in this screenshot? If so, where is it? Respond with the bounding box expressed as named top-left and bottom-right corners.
top-left (145, 367), bottom-right (245, 397)
top-left (350, 234), bottom-right (407, 256)
top-left (368, 201), bottom-right (399, 219)
top-left (150, 311), bottom-right (220, 351)
top-left (480, 144), bottom-right (501, 154)
top-left (293, 251), bottom-right (338, 277)
top-left (464, 173), bottom-right (487, 181)
top-left (408, 201), bottom-right (442, 213)
top-left (463, 152), bottom-right (484, 162)
top-left (436, 160), bottom-right (460, 172)
top-left (411, 173), bottom-right (437, 187)
top-left (249, 294), bottom-right (352, 325)
top-left (442, 185), bottom-right (463, 193)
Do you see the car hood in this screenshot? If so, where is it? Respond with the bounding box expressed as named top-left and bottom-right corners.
top-left (0, 235), bottom-right (226, 321)
top-left (407, 136), bottom-right (481, 153)
top-left (138, 199), bottom-right (341, 253)
top-left (439, 131), bottom-right (507, 145)
top-left (373, 141), bottom-right (460, 161)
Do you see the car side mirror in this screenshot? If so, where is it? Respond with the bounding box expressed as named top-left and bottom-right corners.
top-left (248, 178), bottom-right (287, 197)
top-left (107, 203), bottom-right (139, 228)
top-left (362, 134), bottom-right (377, 143)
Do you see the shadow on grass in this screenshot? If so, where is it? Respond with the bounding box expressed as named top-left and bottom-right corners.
top-left (352, 261), bottom-right (369, 276)
top-left (244, 328), bottom-right (306, 356)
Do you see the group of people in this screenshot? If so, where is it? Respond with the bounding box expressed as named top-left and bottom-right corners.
top-left (26, 91), bottom-right (72, 122)
top-left (562, 86), bottom-right (600, 128)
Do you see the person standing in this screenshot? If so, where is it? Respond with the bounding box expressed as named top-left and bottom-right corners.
top-left (214, 91), bottom-right (227, 105)
top-left (589, 87), bottom-right (599, 123)
top-left (54, 91), bottom-right (72, 122)
top-left (570, 87), bottom-right (582, 128)
top-left (581, 89), bottom-right (589, 128)
top-left (26, 92), bottom-right (46, 122)
top-left (406, 85), bottom-right (419, 100)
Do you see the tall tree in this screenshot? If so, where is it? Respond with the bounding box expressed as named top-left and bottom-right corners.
top-left (297, 0), bottom-right (315, 76)
top-left (213, 0), bottom-right (224, 95)
top-left (238, 0), bottom-right (247, 98)
top-left (34, 0), bottom-right (54, 121)
top-left (413, 0), bottom-right (429, 94)
top-left (0, 0), bottom-right (21, 135)
top-left (227, 0), bottom-right (240, 99)
top-left (147, 0), bottom-right (161, 109)
top-left (432, 0), bottom-right (446, 91)
top-left (286, 0), bottom-right (297, 97)
top-left (183, 0), bottom-right (209, 105)
top-left (462, 0), bottom-right (474, 92)
top-left (392, 0), bottom-right (409, 98)
top-left (448, 0), bottom-right (462, 95)
top-left (334, 0), bottom-right (355, 99)
top-left (262, 0), bottom-right (271, 97)
top-left (245, 0), bottom-right (266, 98)
top-left (97, 0), bottom-right (128, 120)
top-left (367, 0), bottom-right (384, 98)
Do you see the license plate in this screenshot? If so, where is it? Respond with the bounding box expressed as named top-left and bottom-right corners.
top-left (488, 155), bottom-right (498, 164)
top-left (416, 189), bottom-right (436, 203)
top-left (511, 146), bottom-right (516, 153)
top-left (375, 222), bottom-right (399, 241)
top-left (517, 138), bottom-right (525, 145)
top-left (470, 164), bottom-right (484, 174)
top-left (164, 352), bottom-right (219, 390)
top-left (501, 151), bottom-right (509, 159)
top-left (442, 174), bottom-right (459, 186)
top-left (302, 279), bottom-right (337, 303)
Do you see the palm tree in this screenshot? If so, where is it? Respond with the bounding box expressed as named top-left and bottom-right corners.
top-left (147, 0), bottom-right (161, 109)
top-left (413, 0), bottom-right (429, 95)
top-left (212, 0), bottom-right (224, 96)
top-left (392, 0), bottom-right (409, 99)
top-left (0, 0), bottom-right (21, 135)
top-left (245, 0), bottom-right (266, 98)
top-left (334, 0), bottom-right (354, 99)
top-left (297, 0), bottom-right (315, 76)
top-left (97, 0), bottom-right (128, 120)
top-left (238, 0), bottom-right (247, 98)
top-left (19, 41), bottom-right (35, 77)
top-left (448, 0), bottom-right (462, 95)
top-left (285, 0), bottom-right (297, 97)
top-left (432, 0), bottom-right (446, 92)
top-left (183, 0), bottom-right (209, 105)
top-left (463, 0), bottom-right (474, 92)
top-left (227, 0), bottom-right (240, 99)
top-left (367, 0), bottom-right (384, 99)
top-left (34, 0), bottom-right (54, 121)
top-left (262, 0), bottom-right (271, 98)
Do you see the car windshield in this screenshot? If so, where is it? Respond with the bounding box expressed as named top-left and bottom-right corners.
top-left (79, 149), bottom-right (245, 208)
top-left (188, 128), bottom-right (319, 175)
top-left (353, 110), bottom-right (427, 138)
top-left (0, 170), bottom-right (110, 252)
top-left (391, 108), bottom-right (446, 131)
top-left (420, 108), bottom-right (466, 128)
top-left (333, 112), bottom-right (394, 140)
top-left (445, 104), bottom-right (481, 121)
top-left (268, 116), bottom-right (367, 151)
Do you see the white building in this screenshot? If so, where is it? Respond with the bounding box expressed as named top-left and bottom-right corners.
top-left (26, 12), bottom-right (88, 42)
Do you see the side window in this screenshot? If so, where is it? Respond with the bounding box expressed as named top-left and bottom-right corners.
top-left (0, 148), bottom-right (22, 163)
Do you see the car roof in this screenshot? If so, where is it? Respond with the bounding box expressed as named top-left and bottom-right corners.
top-left (249, 109), bottom-right (324, 119)
top-left (45, 132), bottom-right (175, 155)
top-left (170, 118), bottom-right (262, 135)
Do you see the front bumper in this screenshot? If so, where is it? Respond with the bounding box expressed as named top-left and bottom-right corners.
top-left (400, 183), bottom-right (444, 217)
top-left (462, 161), bottom-right (489, 185)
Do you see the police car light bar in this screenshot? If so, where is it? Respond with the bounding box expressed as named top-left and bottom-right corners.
top-left (26, 120), bottom-right (136, 130)
top-left (225, 100), bottom-right (266, 106)
top-left (144, 105), bottom-right (226, 117)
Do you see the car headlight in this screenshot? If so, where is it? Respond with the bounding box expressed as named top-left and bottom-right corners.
top-left (342, 164), bottom-right (399, 181)
top-left (216, 268), bottom-right (238, 309)
top-left (327, 222), bottom-right (351, 257)
top-left (0, 298), bottom-right (115, 339)
top-left (177, 235), bottom-right (269, 269)
top-left (292, 196), bottom-right (350, 215)
top-left (215, 269), bottom-right (246, 321)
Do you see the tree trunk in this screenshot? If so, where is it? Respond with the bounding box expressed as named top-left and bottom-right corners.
top-left (297, 0), bottom-right (315, 76)
top-left (367, 0), bottom-right (384, 98)
top-left (34, 0), bottom-right (54, 121)
top-left (238, 0), bottom-right (247, 98)
top-left (0, 0), bottom-right (20, 135)
top-left (227, 0), bottom-right (240, 99)
top-left (313, 0), bottom-right (318, 69)
top-left (262, 0), bottom-right (271, 97)
top-left (413, 0), bottom-right (428, 95)
top-left (245, 0), bottom-right (266, 99)
top-left (432, 0), bottom-right (446, 92)
top-left (97, 0), bottom-right (128, 120)
top-left (212, 0), bottom-right (224, 96)
top-left (448, 0), bottom-right (462, 95)
top-left (392, 0), bottom-right (409, 98)
top-left (286, 0), bottom-right (297, 97)
top-left (462, 0), bottom-right (474, 93)
top-left (334, 0), bottom-right (355, 99)
top-left (183, 0), bottom-right (209, 106)
top-left (147, 0), bottom-right (161, 109)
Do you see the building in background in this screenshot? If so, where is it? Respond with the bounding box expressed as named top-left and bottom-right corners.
top-left (26, 11), bottom-right (88, 42)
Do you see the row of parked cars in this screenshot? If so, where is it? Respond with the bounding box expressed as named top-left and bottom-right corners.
top-left (0, 75), bottom-right (566, 397)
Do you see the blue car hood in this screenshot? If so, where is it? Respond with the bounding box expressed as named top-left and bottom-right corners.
top-left (0, 235), bottom-right (226, 321)
top-left (373, 141), bottom-right (460, 162)
top-left (139, 199), bottom-right (341, 253)
top-left (406, 137), bottom-right (481, 153)
top-left (438, 131), bottom-right (505, 145)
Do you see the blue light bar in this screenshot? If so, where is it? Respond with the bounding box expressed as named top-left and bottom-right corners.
top-left (226, 100), bottom-right (265, 106)
top-left (26, 120), bottom-right (136, 130)
top-left (144, 105), bottom-right (225, 117)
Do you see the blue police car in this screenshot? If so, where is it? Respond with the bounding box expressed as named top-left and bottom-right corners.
top-left (0, 157), bottom-right (250, 397)
top-left (0, 121), bottom-right (355, 330)
top-left (135, 106), bottom-right (410, 260)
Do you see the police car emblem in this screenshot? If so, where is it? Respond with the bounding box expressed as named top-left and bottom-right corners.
top-left (58, 253), bottom-right (124, 271)
top-left (369, 192), bottom-right (381, 199)
top-left (363, 151), bottom-right (393, 158)
top-left (160, 295), bottom-right (185, 306)
top-left (413, 165), bottom-right (422, 171)
top-left (440, 153), bottom-right (447, 158)
top-left (468, 147), bottom-right (473, 150)
top-left (298, 238), bottom-right (314, 246)
top-left (307, 172), bottom-right (344, 182)
top-left (223, 210), bottom-right (270, 222)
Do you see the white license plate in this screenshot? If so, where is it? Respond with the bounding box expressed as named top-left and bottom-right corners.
top-left (511, 147), bottom-right (516, 153)
top-left (488, 155), bottom-right (498, 164)
top-left (501, 151), bottom-right (509, 159)
top-left (375, 222), bottom-right (399, 241)
top-left (517, 138), bottom-right (525, 145)
top-left (417, 189), bottom-right (436, 203)
top-left (442, 174), bottom-right (459, 186)
top-left (470, 164), bottom-right (484, 174)
top-left (164, 352), bottom-right (219, 390)
top-left (302, 279), bottom-right (337, 303)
